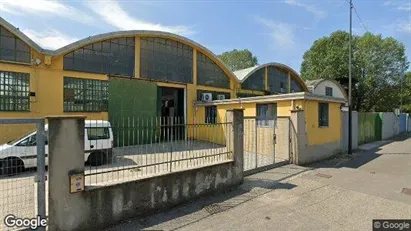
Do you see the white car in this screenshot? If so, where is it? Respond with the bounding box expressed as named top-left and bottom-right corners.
top-left (0, 120), bottom-right (114, 175)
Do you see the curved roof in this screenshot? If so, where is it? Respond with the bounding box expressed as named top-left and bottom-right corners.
top-left (0, 17), bottom-right (238, 84)
top-left (305, 79), bottom-right (348, 100)
top-left (0, 17), bottom-right (47, 53)
top-left (233, 62), bottom-right (309, 91)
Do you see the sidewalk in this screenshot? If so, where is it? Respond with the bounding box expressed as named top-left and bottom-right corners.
top-left (105, 134), bottom-right (411, 231)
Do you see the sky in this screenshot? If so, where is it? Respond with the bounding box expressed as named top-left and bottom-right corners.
top-left (0, 0), bottom-right (410, 72)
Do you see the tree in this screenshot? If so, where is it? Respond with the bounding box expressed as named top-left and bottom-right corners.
top-left (401, 72), bottom-right (411, 113)
top-left (301, 31), bottom-right (409, 112)
top-left (218, 49), bottom-right (258, 71)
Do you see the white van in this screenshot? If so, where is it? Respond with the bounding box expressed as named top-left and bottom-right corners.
top-left (0, 120), bottom-right (114, 175)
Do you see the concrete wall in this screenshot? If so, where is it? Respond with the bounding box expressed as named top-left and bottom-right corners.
top-left (381, 112), bottom-right (400, 140)
top-left (48, 110), bottom-right (244, 231)
top-left (341, 111), bottom-right (359, 152)
top-left (408, 114), bottom-right (411, 132)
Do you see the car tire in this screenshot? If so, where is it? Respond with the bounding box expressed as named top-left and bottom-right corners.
top-left (2, 158), bottom-right (24, 176)
top-left (87, 152), bottom-right (107, 166)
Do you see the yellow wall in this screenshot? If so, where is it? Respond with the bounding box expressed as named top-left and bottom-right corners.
top-left (194, 99), bottom-right (342, 147)
top-left (304, 100), bottom-right (341, 145)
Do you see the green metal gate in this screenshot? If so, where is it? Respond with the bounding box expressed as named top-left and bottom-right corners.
top-left (358, 112), bottom-right (382, 145)
top-left (108, 77), bottom-right (159, 146)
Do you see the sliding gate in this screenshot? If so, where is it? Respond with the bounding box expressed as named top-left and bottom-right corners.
top-left (243, 116), bottom-right (289, 175)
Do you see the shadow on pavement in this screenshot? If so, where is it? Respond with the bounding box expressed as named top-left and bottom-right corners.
top-left (104, 166), bottom-right (310, 231)
top-left (309, 133), bottom-right (411, 170)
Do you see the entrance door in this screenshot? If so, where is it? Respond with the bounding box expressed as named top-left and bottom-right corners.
top-left (159, 87), bottom-right (185, 141)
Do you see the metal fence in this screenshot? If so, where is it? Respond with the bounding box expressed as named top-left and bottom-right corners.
top-left (243, 117), bottom-right (288, 174)
top-left (0, 118), bottom-right (46, 231)
top-left (84, 117), bottom-right (233, 186)
top-left (358, 112), bottom-right (382, 145)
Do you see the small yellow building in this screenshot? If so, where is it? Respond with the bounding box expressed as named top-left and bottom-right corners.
top-left (194, 92), bottom-right (346, 164)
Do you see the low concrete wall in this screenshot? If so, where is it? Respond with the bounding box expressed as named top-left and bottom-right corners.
top-left (77, 162), bottom-right (239, 230)
top-left (381, 112), bottom-right (400, 140)
top-left (48, 110), bottom-right (244, 231)
top-left (298, 140), bottom-right (342, 165)
top-left (341, 111), bottom-right (359, 152)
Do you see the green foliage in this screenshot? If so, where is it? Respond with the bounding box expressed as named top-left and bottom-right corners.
top-left (401, 72), bottom-right (411, 113)
top-left (218, 49), bottom-right (258, 71)
top-left (301, 31), bottom-right (409, 112)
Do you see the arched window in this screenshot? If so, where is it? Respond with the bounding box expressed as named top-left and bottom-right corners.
top-left (267, 67), bottom-right (288, 94)
top-left (241, 68), bottom-right (265, 91)
top-left (63, 37), bottom-right (135, 76)
top-left (140, 37), bottom-right (193, 83)
top-left (290, 77), bottom-right (302, 92)
top-left (197, 52), bottom-right (230, 89)
top-left (0, 26), bottom-right (31, 63)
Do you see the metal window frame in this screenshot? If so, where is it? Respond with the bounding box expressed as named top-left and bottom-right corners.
top-left (0, 26), bottom-right (31, 63)
top-left (140, 37), bottom-right (193, 83)
top-left (318, 102), bottom-right (329, 127)
top-left (63, 76), bottom-right (108, 112)
top-left (0, 71), bottom-right (30, 111)
top-left (197, 52), bottom-right (230, 89)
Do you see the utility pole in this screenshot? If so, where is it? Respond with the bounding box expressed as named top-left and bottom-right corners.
top-left (348, 0), bottom-right (353, 154)
top-left (400, 65), bottom-right (404, 112)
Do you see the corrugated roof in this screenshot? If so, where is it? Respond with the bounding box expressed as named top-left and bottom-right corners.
top-left (305, 79), bottom-right (324, 87)
top-left (233, 66), bottom-right (260, 82)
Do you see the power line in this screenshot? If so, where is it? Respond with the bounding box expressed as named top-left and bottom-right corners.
top-left (352, 3), bottom-right (369, 33)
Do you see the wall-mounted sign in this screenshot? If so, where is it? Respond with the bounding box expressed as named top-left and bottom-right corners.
top-left (69, 173), bottom-right (84, 193)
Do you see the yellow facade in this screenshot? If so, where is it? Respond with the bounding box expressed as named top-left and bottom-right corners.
top-left (194, 97), bottom-right (343, 146)
top-left (0, 19), bottom-right (314, 145)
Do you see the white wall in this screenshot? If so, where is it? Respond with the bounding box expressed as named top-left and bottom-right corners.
top-left (381, 112), bottom-right (400, 140)
top-left (314, 81), bottom-right (346, 100)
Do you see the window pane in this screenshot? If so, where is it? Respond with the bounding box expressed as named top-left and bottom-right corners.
top-left (267, 67), bottom-right (288, 94)
top-left (242, 68), bottom-right (265, 91)
top-left (197, 52), bottom-right (230, 89)
top-left (63, 77), bottom-right (108, 112)
top-left (0, 71), bottom-right (30, 111)
top-left (0, 26), bottom-right (31, 63)
top-left (140, 37), bottom-right (193, 83)
top-left (87, 128), bottom-right (110, 140)
top-left (64, 37), bottom-right (135, 76)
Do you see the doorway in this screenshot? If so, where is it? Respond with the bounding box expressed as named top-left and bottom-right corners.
top-left (158, 87), bottom-right (185, 141)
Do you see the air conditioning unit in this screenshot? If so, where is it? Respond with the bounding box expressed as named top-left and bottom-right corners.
top-left (202, 93), bottom-right (213, 102)
top-left (217, 94), bottom-right (226, 100)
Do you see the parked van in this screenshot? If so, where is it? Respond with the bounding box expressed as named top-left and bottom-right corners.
top-left (0, 120), bottom-right (113, 175)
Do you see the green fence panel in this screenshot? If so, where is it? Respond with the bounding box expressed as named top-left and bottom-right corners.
top-left (108, 78), bottom-right (158, 147)
top-left (358, 112), bottom-right (382, 145)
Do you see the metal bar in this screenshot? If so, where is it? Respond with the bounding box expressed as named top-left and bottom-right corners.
top-left (0, 118), bottom-right (44, 124)
top-left (84, 151), bottom-right (233, 177)
top-left (255, 118), bottom-right (258, 169)
top-left (36, 119), bottom-right (46, 231)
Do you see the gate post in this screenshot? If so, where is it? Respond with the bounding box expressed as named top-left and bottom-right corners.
top-left (226, 109), bottom-right (244, 183)
top-left (290, 110), bottom-right (308, 165)
top-left (47, 116), bottom-right (87, 231)
top-left (36, 119), bottom-right (46, 229)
